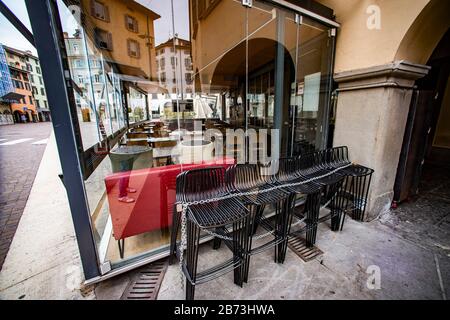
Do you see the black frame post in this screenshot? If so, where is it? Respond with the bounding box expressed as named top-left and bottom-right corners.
top-left (25, 0), bottom-right (100, 280)
top-left (274, 9), bottom-right (286, 155)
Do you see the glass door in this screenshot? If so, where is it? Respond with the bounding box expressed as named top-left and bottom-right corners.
top-left (289, 16), bottom-right (335, 154)
top-left (248, 1), bottom-right (335, 158)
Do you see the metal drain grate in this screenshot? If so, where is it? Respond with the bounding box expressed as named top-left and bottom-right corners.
top-left (288, 236), bottom-right (323, 262)
top-left (120, 259), bottom-right (168, 300)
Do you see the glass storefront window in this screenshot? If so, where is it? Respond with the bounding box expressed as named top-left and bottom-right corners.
top-left (292, 16), bottom-right (334, 153)
top-left (127, 86), bottom-right (148, 124)
top-left (51, 0), bottom-right (335, 277)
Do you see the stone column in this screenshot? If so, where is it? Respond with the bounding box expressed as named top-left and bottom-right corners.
top-left (333, 60), bottom-right (430, 220)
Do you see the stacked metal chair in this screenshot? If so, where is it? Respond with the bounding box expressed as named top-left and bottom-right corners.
top-left (271, 157), bottom-right (323, 247)
top-left (169, 147), bottom-right (374, 299)
top-left (170, 167), bottom-right (250, 300)
top-left (294, 150), bottom-right (347, 232)
top-left (225, 163), bottom-right (292, 283)
top-left (328, 146), bottom-right (374, 228)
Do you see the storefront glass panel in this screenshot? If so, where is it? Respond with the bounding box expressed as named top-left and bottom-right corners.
top-left (292, 16), bottom-right (333, 153)
top-left (51, 0), bottom-right (335, 278)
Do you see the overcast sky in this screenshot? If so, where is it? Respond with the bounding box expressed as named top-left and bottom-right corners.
top-left (137, 0), bottom-right (190, 45)
top-left (0, 0), bottom-right (190, 56)
top-left (0, 0), bottom-right (36, 54)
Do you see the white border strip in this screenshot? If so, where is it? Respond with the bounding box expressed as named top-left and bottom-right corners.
top-left (98, 215), bottom-right (112, 265)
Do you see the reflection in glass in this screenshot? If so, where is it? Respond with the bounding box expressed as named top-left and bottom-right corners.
top-left (54, 0), bottom-right (335, 273)
top-left (292, 17), bottom-right (332, 154)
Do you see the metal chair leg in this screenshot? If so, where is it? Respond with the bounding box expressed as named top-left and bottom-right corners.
top-left (277, 194), bottom-right (295, 263)
top-left (305, 191), bottom-right (321, 247)
top-left (234, 214), bottom-right (251, 287)
top-left (274, 202), bottom-right (283, 263)
top-left (252, 205), bottom-right (265, 235)
top-left (185, 219), bottom-right (201, 300)
top-left (212, 229), bottom-right (222, 250)
top-left (329, 180), bottom-right (344, 232)
top-left (241, 205), bottom-right (257, 283)
top-left (117, 239), bottom-right (125, 259)
top-left (169, 207), bottom-right (180, 265)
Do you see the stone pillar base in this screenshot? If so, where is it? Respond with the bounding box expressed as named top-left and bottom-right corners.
top-left (333, 61), bottom-right (430, 221)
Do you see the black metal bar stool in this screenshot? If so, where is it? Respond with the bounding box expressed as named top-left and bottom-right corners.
top-left (225, 163), bottom-right (291, 284)
top-left (170, 167), bottom-right (250, 300)
top-left (329, 146), bottom-right (374, 227)
top-left (340, 165), bottom-right (374, 224)
top-left (296, 150), bottom-right (347, 232)
top-left (273, 157), bottom-right (323, 247)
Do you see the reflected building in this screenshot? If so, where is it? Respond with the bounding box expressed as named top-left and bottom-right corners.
top-left (62, 0), bottom-right (161, 146)
top-left (80, 0), bottom-right (160, 80)
top-left (64, 30), bottom-right (104, 112)
top-left (155, 37), bottom-right (193, 98)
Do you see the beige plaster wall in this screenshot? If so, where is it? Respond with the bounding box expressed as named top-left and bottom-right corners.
top-left (395, 0), bottom-right (450, 65)
top-left (317, 0), bottom-right (430, 72)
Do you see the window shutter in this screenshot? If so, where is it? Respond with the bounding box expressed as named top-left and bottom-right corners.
top-left (127, 39), bottom-right (131, 57)
top-left (104, 5), bottom-right (110, 22)
top-left (136, 41), bottom-right (140, 58)
top-left (106, 32), bottom-right (113, 50)
top-left (90, 0), bottom-right (95, 16)
top-left (134, 18), bottom-right (139, 33)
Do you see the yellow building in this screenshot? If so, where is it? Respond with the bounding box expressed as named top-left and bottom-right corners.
top-left (81, 0), bottom-right (160, 80)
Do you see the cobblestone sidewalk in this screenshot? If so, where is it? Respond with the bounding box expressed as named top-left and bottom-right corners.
top-left (0, 122), bottom-right (52, 270)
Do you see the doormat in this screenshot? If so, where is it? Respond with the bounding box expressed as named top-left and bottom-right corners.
top-left (120, 259), bottom-right (168, 300)
top-left (288, 236), bottom-right (323, 262)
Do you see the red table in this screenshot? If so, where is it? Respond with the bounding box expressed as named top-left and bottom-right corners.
top-left (104, 158), bottom-right (235, 241)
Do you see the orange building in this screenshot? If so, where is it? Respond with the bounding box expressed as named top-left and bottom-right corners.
top-left (4, 46), bottom-right (37, 122)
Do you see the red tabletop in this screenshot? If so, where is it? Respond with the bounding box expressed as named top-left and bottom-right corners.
top-left (105, 158), bottom-right (235, 240)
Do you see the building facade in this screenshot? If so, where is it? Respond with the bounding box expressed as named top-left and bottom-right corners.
top-left (3, 46), bottom-right (37, 123)
top-left (0, 45), bottom-right (51, 123)
top-left (0, 45), bottom-right (14, 125)
top-left (155, 37), bottom-right (194, 98)
top-left (25, 51), bottom-right (51, 121)
top-left (59, 0), bottom-right (160, 145)
top-left (64, 32), bottom-right (103, 112)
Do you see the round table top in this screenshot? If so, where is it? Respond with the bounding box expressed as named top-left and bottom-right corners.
top-left (110, 145), bottom-right (152, 155)
top-left (181, 140), bottom-right (211, 147)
